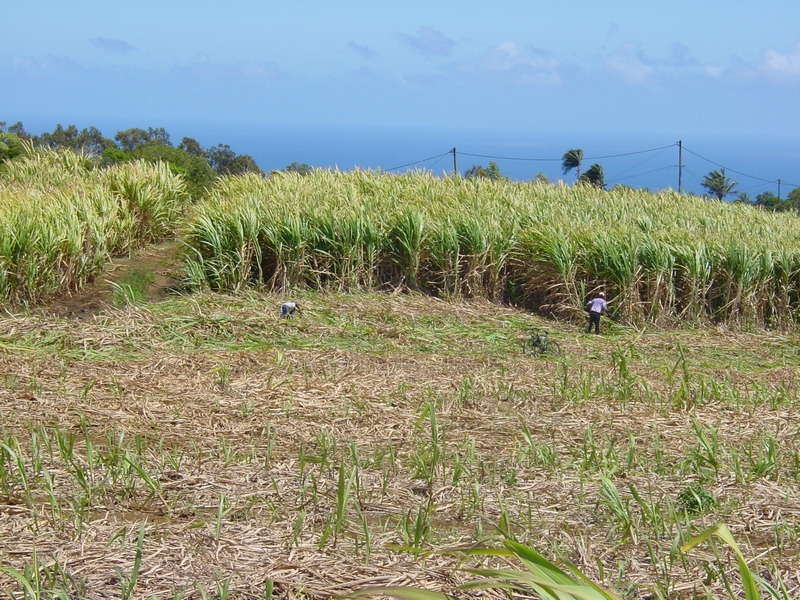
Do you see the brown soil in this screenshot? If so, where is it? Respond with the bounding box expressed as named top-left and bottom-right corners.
top-left (39, 242), bottom-right (184, 320)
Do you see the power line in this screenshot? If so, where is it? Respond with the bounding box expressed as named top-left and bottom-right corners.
top-left (737, 181), bottom-right (775, 193)
top-left (608, 147), bottom-right (674, 181)
top-left (681, 145), bottom-right (777, 184)
top-left (381, 143), bottom-right (798, 194)
top-left (385, 151), bottom-right (452, 172)
top-left (459, 143), bottom-right (677, 163)
top-left (458, 151), bottom-right (561, 162)
top-left (426, 153), bottom-right (449, 171)
top-left (613, 165), bottom-right (676, 184)
top-left (584, 143), bottom-right (678, 160)
top-left (682, 165), bottom-right (706, 184)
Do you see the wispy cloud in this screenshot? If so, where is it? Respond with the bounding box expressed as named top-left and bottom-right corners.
top-left (667, 42), bottom-right (695, 67)
top-left (348, 41), bottom-right (377, 59)
top-left (12, 56), bottom-right (51, 75)
top-left (694, 41), bottom-right (800, 84)
top-left (90, 37), bottom-right (137, 54)
top-left (452, 42), bottom-right (562, 86)
top-left (761, 42), bottom-right (800, 77)
top-left (604, 43), bottom-right (655, 83)
top-left (602, 41), bottom-right (704, 84)
top-left (399, 26), bottom-right (455, 57)
top-left (175, 53), bottom-right (285, 80)
top-left (12, 54), bottom-right (88, 76)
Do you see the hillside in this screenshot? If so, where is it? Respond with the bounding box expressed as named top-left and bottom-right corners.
top-left (1, 287), bottom-right (799, 598)
top-left (3, 149), bottom-right (800, 597)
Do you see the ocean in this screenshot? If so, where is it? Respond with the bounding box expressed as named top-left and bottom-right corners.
top-left (187, 122), bottom-right (800, 198)
top-left (19, 116), bottom-right (800, 197)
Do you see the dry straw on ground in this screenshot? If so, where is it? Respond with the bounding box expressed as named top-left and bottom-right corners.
top-left (0, 291), bottom-right (799, 599)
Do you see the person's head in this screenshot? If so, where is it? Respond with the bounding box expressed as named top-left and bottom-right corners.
top-left (598, 292), bottom-right (605, 298)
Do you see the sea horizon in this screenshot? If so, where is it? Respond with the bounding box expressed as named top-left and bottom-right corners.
top-left (193, 122), bottom-right (800, 198)
top-left (13, 116), bottom-right (800, 197)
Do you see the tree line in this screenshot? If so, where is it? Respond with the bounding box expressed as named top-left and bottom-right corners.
top-left (5, 121), bottom-right (796, 213)
top-left (0, 120), bottom-right (265, 198)
top-left (702, 167), bottom-right (800, 212)
top-left (466, 148), bottom-right (800, 213)
top-left (465, 149), bottom-right (606, 189)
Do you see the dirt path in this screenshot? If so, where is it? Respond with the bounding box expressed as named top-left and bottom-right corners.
top-left (40, 241), bottom-right (184, 319)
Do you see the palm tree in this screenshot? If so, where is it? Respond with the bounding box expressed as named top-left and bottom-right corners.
top-left (701, 168), bottom-right (738, 200)
top-left (561, 148), bottom-right (583, 180)
top-left (579, 163), bottom-right (605, 189)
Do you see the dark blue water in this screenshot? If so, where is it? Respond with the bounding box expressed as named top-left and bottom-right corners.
top-left (185, 122), bottom-right (799, 198)
top-left (18, 116), bottom-right (800, 197)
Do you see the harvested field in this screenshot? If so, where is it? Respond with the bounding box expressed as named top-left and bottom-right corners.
top-left (1, 290), bottom-right (800, 598)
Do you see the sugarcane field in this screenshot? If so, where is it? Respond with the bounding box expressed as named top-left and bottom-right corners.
top-left (1, 148), bottom-right (800, 599)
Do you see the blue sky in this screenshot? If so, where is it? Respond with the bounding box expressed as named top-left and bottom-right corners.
top-left (4, 1), bottom-right (800, 190)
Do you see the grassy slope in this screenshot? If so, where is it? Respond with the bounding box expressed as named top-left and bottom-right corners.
top-left (1, 289), bottom-right (799, 598)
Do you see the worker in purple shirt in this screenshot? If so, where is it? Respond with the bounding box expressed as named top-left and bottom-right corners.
top-left (586, 292), bottom-right (607, 334)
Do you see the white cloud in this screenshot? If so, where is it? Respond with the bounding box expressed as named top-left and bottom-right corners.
top-left (761, 42), bottom-right (800, 77)
top-left (710, 42), bottom-right (800, 85)
top-left (12, 55), bottom-right (87, 77)
top-left (12, 56), bottom-right (51, 74)
top-left (398, 27), bottom-right (455, 57)
top-left (175, 54), bottom-right (285, 80)
top-left (604, 43), bottom-right (654, 84)
top-left (600, 41), bottom-right (717, 85)
top-left (452, 42), bottom-right (562, 86)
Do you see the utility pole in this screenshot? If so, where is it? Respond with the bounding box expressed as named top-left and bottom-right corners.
top-left (452, 147), bottom-right (458, 176)
top-left (778, 179), bottom-right (782, 199)
top-left (678, 140), bottom-right (683, 194)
